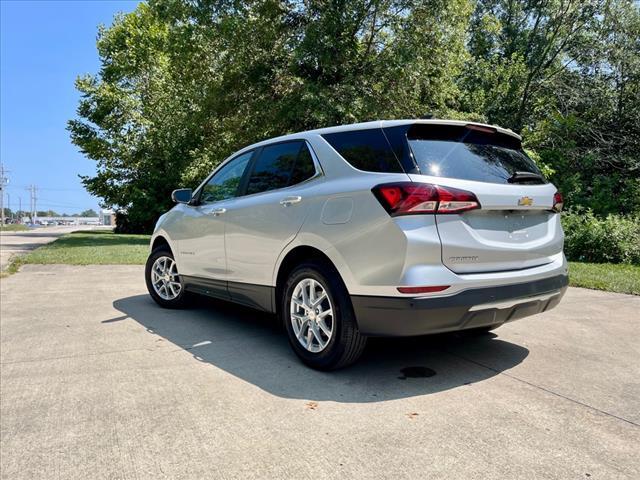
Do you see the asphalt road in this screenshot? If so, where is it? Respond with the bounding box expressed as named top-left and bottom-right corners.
top-left (0, 226), bottom-right (86, 270)
top-left (1, 265), bottom-right (638, 479)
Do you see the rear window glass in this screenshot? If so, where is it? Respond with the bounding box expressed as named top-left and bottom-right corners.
top-left (406, 124), bottom-right (546, 184)
top-left (322, 128), bottom-right (403, 173)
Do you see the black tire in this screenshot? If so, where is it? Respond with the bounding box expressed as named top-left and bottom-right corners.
top-left (145, 247), bottom-right (190, 309)
top-left (281, 260), bottom-right (367, 370)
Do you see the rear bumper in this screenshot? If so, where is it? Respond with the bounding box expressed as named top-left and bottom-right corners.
top-left (351, 274), bottom-right (568, 337)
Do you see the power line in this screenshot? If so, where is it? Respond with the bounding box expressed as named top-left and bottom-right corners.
top-left (5, 184), bottom-right (87, 192)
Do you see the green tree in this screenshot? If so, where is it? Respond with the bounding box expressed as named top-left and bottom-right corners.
top-left (460, 0), bottom-right (605, 131)
top-left (526, 0), bottom-right (640, 214)
top-left (80, 209), bottom-right (99, 217)
top-left (69, 0), bottom-right (472, 233)
top-left (36, 210), bottom-right (61, 217)
top-left (70, 0), bottom-right (640, 231)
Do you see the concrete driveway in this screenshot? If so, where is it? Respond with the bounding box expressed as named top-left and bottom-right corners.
top-left (1, 265), bottom-right (638, 479)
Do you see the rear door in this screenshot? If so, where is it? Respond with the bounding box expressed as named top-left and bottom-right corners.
top-left (397, 123), bottom-right (563, 274)
top-left (223, 140), bottom-right (319, 308)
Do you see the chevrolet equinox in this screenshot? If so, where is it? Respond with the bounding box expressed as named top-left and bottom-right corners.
top-left (146, 119), bottom-right (568, 370)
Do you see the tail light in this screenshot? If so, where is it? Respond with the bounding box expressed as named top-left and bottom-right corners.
top-left (552, 192), bottom-right (563, 212)
top-left (372, 182), bottom-right (480, 216)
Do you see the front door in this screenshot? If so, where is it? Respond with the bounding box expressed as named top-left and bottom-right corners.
top-left (177, 151), bottom-right (253, 287)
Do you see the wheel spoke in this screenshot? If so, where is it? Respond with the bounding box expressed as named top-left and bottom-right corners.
top-left (312, 292), bottom-right (327, 308)
top-left (301, 282), bottom-right (309, 307)
top-left (306, 326), bottom-right (314, 347)
top-left (317, 318), bottom-right (331, 337)
top-left (296, 319), bottom-right (309, 340)
top-left (311, 323), bottom-right (323, 345)
top-left (308, 279), bottom-right (316, 304)
top-left (317, 308), bottom-right (332, 320)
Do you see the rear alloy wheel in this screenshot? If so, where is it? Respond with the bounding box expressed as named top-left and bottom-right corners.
top-left (145, 247), bottom-right (189, 308)
top-left (290, 278), bottom-right (335, 353)
top-left (283, 261), bottom-right (366, 370)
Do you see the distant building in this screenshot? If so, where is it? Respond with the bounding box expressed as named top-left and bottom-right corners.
top-left (100, 209), bottom-right (115, 226)
top-left (36, 216), bottom-right (100, 225)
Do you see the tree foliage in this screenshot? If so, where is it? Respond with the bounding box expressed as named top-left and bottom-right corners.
top-left (69, 0), bottom-right (640, 232)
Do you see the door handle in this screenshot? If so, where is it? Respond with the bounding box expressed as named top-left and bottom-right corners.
top-left (209, 207), bottom-right (226, 216)
top-left (280, 196), bottom-right (302, 206)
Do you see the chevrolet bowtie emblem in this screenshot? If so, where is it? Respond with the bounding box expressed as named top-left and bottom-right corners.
top-left (518, 196), bottom-right (534, 206)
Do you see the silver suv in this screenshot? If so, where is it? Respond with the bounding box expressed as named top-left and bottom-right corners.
top-left (146, 119), bottom-right (568, 369)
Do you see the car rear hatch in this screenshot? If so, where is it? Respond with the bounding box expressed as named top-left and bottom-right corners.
top-left (396, 123), bottom-right (563, 274)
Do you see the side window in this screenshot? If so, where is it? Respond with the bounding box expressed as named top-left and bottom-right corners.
top-left (200, 151), bottom-right (252, 204)
top-left (290, 143), bottom-right (316, 185)
top-left (245, 141), bottom-right (316, 196)
top-left (322, 128), bottom-right (403, 173)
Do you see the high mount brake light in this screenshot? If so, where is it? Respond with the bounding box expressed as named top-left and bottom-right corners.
top-left (552, 191), bottom-right (564, 212)
top-left (372, 182), bottom-right (480, 216)
top-left (465, 124), bottom-right (496, 134)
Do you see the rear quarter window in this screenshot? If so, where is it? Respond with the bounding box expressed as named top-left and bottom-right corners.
top-left (322, 128), bottom-right (403, 173)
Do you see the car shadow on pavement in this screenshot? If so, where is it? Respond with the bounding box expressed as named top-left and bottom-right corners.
top-left (112, 294), bottom-right (529, 403)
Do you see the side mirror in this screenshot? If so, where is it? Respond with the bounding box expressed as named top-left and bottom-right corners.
top-left (171, 188), bottom-right (193, 204)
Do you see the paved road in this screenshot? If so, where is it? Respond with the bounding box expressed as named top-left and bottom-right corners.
top-left (1, 265), bottom-right (638, 479)
top-left (0, 226), bottom-right (105, 270)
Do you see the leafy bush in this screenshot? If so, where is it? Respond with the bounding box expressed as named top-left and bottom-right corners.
top-left (562, 209), bottom-right (640, 265)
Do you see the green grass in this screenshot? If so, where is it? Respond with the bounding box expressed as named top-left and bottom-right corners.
top-left (569, 262), bottom-right (640, 295)
top-left (3, 230), bottom-right (638, 296)
top-left (12, 230), bottom-right (150, 268)
top-left (0, 224), bottom-right (29, 232)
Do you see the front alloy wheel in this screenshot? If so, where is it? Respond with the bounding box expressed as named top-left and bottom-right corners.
top-left (151, 256), bottom-right (182, 300)
top-left (145, 247), bottom-right (189, 308)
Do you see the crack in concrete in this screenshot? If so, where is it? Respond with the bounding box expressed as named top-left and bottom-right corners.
top-left (444, 349), bottom-right (639, 428)
top-left (0, 346), bottom-right (161, 365)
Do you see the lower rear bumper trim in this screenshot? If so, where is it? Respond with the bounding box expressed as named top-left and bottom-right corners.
top-left (351, 274), bottom-right (568, 337)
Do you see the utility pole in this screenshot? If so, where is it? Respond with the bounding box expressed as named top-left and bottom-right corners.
top-left (27, 186), bottom-right (32, 223)
top-left (7, 193), bottom-right (11, 221)
top-left (33, 185), bottom-right (37, 222)
top-left (26, 184), bottom-right (37, 223)
top-left (18, 196), bottom-right (22, 223)
top-left (0, 163), bottom-right (8, 226)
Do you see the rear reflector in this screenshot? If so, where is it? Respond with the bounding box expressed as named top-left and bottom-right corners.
top-left (553, 191), bottom-right (564, 212)
top-left (397, 285), bottom-right (450, 294)
top-left (372, 182), bottom-right (480, 216)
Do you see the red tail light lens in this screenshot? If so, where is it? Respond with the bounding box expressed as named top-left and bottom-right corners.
top-left (553, 192), bottom-right (563, 212)
top-left (372, 182), bottom-right (480, 216)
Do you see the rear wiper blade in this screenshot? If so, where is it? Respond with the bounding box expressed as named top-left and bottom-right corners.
top-left (507, 171), bottom-right (545, 184)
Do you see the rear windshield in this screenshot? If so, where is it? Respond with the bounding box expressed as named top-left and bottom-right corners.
top-left (406, 124), bottom-right (546, 184)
